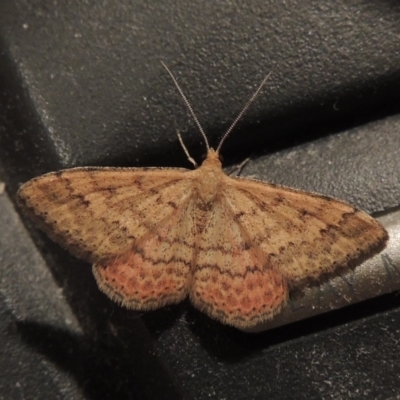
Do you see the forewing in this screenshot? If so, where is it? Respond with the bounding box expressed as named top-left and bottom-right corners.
top-left (223, 176), bottom-right (388, 289)
top-left (17, 167), bottom-right (194, 262)
top-left (190, 196), bottom-right (288, 329)
top-left (93, 195), bottom-right (196, 310)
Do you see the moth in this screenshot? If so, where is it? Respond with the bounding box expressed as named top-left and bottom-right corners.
top-left (17, 63), bottom-right (388, 329)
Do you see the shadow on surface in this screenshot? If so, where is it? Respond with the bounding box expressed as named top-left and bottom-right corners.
top-left (16, 319), bottom-right (183, 400)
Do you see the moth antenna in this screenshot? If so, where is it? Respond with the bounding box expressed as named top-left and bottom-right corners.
top-left (216, 69), bottom-right (274, 153)
top-left (161, 61), bottom-right (210, 151)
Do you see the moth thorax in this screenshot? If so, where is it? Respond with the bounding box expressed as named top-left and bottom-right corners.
top-left (196, 167), bottom-right (221, 204)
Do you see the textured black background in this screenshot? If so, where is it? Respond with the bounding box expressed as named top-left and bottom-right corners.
top-left (1, 1), bottom-right (400, 399)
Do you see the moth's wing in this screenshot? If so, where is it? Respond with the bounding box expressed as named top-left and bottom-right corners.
top-left (17, 167), bottom-right (194, 262)
top-left (93, 194), bottom-right (197, 310)
top-left (223, 176), bottom-right (388, 290)
top-left (190, 195), bottom-right (288, 329)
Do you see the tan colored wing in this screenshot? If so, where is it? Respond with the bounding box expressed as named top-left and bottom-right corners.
top-left (17, 167), bottom-right (194, 263)
top-left (93, 195), bottom-right (197, 310)
top-left (222, 176), bottom-right (388, 289)
top-left (190, 195), bottom-right (288, 329)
